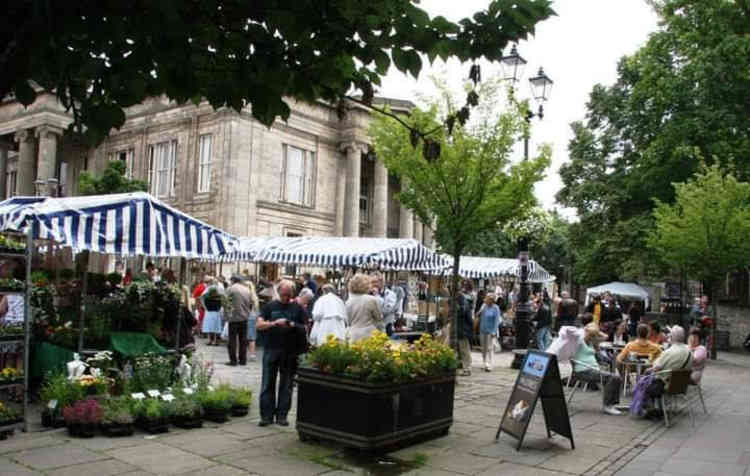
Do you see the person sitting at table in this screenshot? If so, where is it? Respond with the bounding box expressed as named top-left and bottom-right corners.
top-left (572, 324), bottom-right (624, 415)
top-left (616, 324), bottom-right (662, 365)
top-left (687, 327), bottom-right (707, 385)
top-left (648, 321), bottom-right (666, 346)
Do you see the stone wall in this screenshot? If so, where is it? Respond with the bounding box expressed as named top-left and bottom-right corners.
top-left (717, 304), bottom-right (750, 349)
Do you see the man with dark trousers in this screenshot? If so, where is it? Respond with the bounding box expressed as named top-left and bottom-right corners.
top-left (226, 274), bottom-right (252, 366)
top-left (256, 280), bottom-right (307, 426)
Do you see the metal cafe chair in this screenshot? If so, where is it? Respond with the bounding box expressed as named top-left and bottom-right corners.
top-left (654, 369), bottom-right (695, 428)
top-left (567, 359), bottom-right (606, 409)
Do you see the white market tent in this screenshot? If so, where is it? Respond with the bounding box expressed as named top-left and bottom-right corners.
top-left (222, 236), bottom-right (450, 271)
top-left (585, 282), bottom-right (651, 308)
top-left (439, 255), bottom-right (555, 283)
top-left (0, 192), bottom-right (238, 258)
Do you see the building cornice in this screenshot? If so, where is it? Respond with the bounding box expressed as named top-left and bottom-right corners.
top-left (257, 200), bottom-right (335, 222)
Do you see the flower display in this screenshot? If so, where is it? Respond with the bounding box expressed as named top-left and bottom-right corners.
top-left (0, 401), bottom-right (20, 423)
top-left (306, 332), bottom-right (458, 383)
top-left (0, 368), bottom-right (23, 382)
top-left (62, 398), bottom-right (103, 425)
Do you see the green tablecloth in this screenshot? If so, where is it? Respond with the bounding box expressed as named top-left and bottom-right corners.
top-left (109, 332), bottom-right (167, 357)
top-left (31, 341), bottom-right (75, 380)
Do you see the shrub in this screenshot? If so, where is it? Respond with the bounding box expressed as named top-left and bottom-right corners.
top-left (62, 399), bottom-right (103, 425)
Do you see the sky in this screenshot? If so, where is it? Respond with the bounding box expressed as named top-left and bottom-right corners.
top-left (377, 0), bottom-right (660, 217)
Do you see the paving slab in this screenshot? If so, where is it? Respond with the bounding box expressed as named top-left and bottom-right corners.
top-left (0, 435), bottom-right (66, 454)
top-left (9, 443), bottom-right (108, 470)
top-left (219, 454), bottom-right (332, 476)
top-left (45, 458), bottom-right (136, 476)
top-left (107, 443), bottom-right (214, 475)
top-left (157, 431), bottom-right (249, 458)
top-left (0, 456), bottom-right (44, 475)
top-left (423, 450), bottom-right (499, 475)
top-left (178, 465), bottom-right (254, 476)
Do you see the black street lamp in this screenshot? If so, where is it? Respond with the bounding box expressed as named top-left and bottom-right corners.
top-left (500, 46), bottom-right (553, 366)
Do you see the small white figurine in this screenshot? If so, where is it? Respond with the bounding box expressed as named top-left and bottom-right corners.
top-left (176, 354), bottom-right (192, 385)
top-left (66, 353), bottom-right (88, 380)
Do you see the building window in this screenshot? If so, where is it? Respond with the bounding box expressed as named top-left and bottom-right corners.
top-left (108, 148), bottom-right (135, 178)
top-left (197, 134), bottom-right (212, 193)
top-left (148, 140), bottom-right (177, 197)
top-left (6, 171), bottom-right (16, 198)
top-left (281, 145), bottom-right (315, 207)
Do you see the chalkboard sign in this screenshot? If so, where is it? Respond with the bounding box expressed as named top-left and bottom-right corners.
top-left (496, 350), bottom-right (574, 451)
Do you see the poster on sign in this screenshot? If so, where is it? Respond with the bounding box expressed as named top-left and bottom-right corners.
top-left (496, 350), bottom-right (574, 451)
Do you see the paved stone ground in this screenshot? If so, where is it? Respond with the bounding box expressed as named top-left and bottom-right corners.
top-left (3, 339), bottom-right (749, 476)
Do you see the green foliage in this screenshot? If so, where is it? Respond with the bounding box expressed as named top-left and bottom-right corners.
top-left (557, 0), bottom-right (750, 284)
top-left (101, 397), bottom-right (135, 425)
top-left (197, 389), bottom-right (233, 412)
top-left (127, 353), bottom-right (175, 393)
top-left (133, 398), bottom-right (171, 421)
top-left (171, 394), bottom-right (203, 418)
top-left (40, 373), bottom-right (86, 415)
top-left (1, 1), bottom-right (553, 144)
top-left (77, 160), bottom-right (148, 195)
top-left (650, 164), bottom-right (750, 288)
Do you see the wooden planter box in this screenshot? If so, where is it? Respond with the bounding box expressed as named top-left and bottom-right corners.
top-left (295, 367), bottom-right (455, 451)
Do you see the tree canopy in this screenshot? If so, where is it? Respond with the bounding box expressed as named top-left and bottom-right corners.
top-left (77, 160), bottom-right (148, 196)
top-left (556, 0), bottom-right (750, 285)
top-left (2, 0), bottom-right (554, 144)
top-left (650, 163), bottom-right (750, 356)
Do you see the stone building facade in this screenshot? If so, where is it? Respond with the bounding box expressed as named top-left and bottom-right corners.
top-left (0, 92), bottom-right (434, 248)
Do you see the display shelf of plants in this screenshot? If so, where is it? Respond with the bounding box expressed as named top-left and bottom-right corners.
top-left (31, 269), bottom-right (186, 352)
top-left (0, 233), bottom-right (30, 439)
top-left (39, 351), bottom-right (253, 439)
top-left (297, 332), bottom-right (458, 450)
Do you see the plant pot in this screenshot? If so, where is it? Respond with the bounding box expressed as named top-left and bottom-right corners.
top-left (0, 335), bottom-right (24, 342)
top-left (295, 367), bottom-right (455, 451)
top-left (139, 418), bottom-right (170, 434)
top-left (173, 414), bottom-right (204, 429)
top-left (53, 416), bottom-right (66, 428)
top-left (68, 423), bottom-right (97, 438)
top-left (203, 408), bottom-right (229, 423)
top-left (41, 410), bottom-right (54, 428)
top-left (0, 247), bottom-right (24, 255)
top-left (101, 423), bottom-right (134, 437)
top-left (230, 405), bottom-right (249, 417)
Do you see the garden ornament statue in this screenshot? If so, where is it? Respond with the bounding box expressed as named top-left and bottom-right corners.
top-left (67, 353), bottom-right (88, 380)
top-left (177, 354), bottom-right (192, 385)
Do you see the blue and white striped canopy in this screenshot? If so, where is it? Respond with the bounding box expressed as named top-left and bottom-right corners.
top-left (0, 192), bottom-right (238, 259)
top-left (440, 255), bottom-right (555, 282)
top-left (241, 236), bottom-right (448, 271)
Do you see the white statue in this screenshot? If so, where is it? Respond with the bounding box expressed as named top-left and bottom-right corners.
top-left (66, 353), bottom-right (88, 380)
top-left (176, 354), bottom-right (192, 385)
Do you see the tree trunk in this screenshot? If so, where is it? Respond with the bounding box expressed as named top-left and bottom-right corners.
top-left (710, 283), bottom-right (718, 360)
top-left (451, 251), bottom-right (462, 355)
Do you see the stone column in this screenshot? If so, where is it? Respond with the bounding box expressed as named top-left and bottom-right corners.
top-left (413, 219), bottom-right (423, 244)
top-left (0, 140), bottom-right (8, 199)
top-left (14, 129), bottom-right (36, 196)
top-left (372, 158), bottom-right (388, 237)
top-left (334, 156), bottom-right (347, 236)
top-left (35, 125), bottom-right (63, 185)
top-left (341, 142), bottom-right (363, 237)
top-left (423, 219), bottom-right (434, 248)
top-left (399, 205), bottom-right (413, 239)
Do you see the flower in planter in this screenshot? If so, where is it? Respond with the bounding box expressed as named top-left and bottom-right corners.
top-left (0, 368), bottom-right (22, 382)
top-left (197, 388), bottom-right (233, 412)
top-left (0, 401), bottom-right (20, 423)
top-left (62, 399), bottom-right (103, 426)
top-left (306, 332), bottom-right (458, 383)
top-left (102, 397), bottom-right (135, 426)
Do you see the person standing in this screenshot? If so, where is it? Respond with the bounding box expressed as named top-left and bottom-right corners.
top-left (309, 284), bottom-right (348, 345)
top-left (532, 295), bottom-right (552, 351)
top-left (225, 275), bottom-right (252, 366)
top-left (257, 280), bottom-right (307, 426)
top-left (476, 293), bottom-right (501, 372)
top-left (243, 278), bottom-right (260, 362)
top-left (192, 275), bottom-right (207, 335)
top-left (346, 274), bottom-right (384, 342)
top-left (200, 277), bottom-right (224, 346)
top-left (456, 281), bottom-right (475, 376)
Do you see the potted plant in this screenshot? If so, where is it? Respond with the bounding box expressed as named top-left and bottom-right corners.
top-left (297, 332), bottom-right (457, 450)
top-left (0, 235), bottom-right (25, 254)
top-left (0, 277), bottom-right (24, 292)
top-left (0, 325), bottom-right (24, 341)
top-left (197, 389), bottom-right (232, 423)
top-left (171, 395), bottom-right (204, 429)
top-left (134, 398), bottom-right (171, 434)
top-left (40, 373), bottom-right (85, 428)
top-left (0, 401), bottom-right (21, 425)
top-left (0, 368), bottom-right (23, 384)
top-left (228, 387), bottom-right (252, 417)
top-left (100, 398), bottom-right (135, 437)
top-left (62, 398), bottom-right (103, 438)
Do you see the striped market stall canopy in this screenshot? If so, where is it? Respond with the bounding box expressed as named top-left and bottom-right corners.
top-left (244, 236), bottom-right (449, 271)
top-left (0, 192), bottom-right (238, 259)
top-left (440, 255), bottom-right (555, 283)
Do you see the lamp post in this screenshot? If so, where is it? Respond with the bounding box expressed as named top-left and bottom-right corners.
top-left (500, 45), bottom-right (553, 366)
